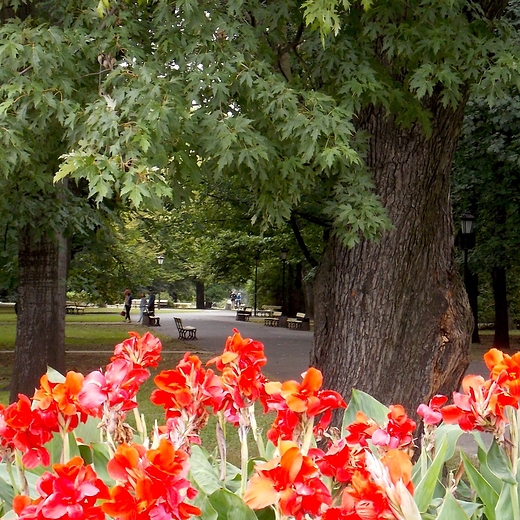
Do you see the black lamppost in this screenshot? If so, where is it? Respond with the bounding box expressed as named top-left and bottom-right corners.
top-left (254, 252), bottom-right (260, 317)
top-left (157, 255), bottom-right (164, 305)
top-left (461, 212), bottom-right (479, 343)
top-left (280, 247), bottom-right (288, 315)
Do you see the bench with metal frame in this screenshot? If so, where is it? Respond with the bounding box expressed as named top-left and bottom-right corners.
top-left (264, 311), bottom-right (282, 327)
top-left (174, 317), bottom-right (197, 340)
top-left (287, 313), bottom-right (309, 331)
top-left (236, 307), bottom-right (252, 321)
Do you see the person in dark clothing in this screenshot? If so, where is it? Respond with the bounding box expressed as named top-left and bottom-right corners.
top-left (147, 290), bottom-right (156, 316)
top-left (124, 289), bottom-right (133, 322)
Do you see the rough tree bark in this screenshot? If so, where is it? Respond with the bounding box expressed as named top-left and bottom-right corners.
top-left (10, 227), bottom-right (67, 401)
top-left (311, 102), bottom-right (474, 418)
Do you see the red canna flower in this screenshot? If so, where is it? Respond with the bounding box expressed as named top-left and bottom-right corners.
top-left (79, 358), bottom-right (149, 415)
top-left (244, 440), bottom-right (332, 520)
top-left (13, 456), bottom-right (110, 520)
top-left (264, 367), bottom-right (346, 445)
top-left (311, 438), bottom-right (366, 484)
top-left (151, 353), bottom-right (225, 448)
top-left (371, 405), bottom-right (416, 451)
top-left (208, 329), bottom-right (266, 373)
top-left (32, 371), bottom-right (86, 434)
top-left (324, 449), bottom-right (417, 520)
top-left (344, 411), bottom-right (378, 447)
top-left (0, 394), bottom-right (54, 468)
top-left (207, 330), bottom-right (268, 425)
top-left (441, 374), bottom-right (518, 434)
top-left (102, 439), bottom-right (200, 520)
top-left (417, 395), bottom-right (448, 426)
top-left (112, 331), bottom-right (162, 369)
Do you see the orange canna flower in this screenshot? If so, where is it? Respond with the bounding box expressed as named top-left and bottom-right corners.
top-left (33, 371), bottom-right (85, 418)
top-left (244, 441), bottom-right (331, 519)
top-left (484, 348), bottom-right (520, 396)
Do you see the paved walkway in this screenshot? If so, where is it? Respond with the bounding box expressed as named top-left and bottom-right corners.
top-left (155, 309), bottom-right (313, 381)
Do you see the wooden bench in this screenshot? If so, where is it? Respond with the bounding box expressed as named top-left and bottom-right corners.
top-left (236, 307), bottom-right (252, 321)
top-left (264, 311), bottom-right (282, 327)
top-left (65, 302), bottom-right (86, 314)
top-left (174, 317), bottom-right (197, 340)
top-left (287, 313), bottom-right (309, 331)
top-left (143, 313), bottom-right (161, 326)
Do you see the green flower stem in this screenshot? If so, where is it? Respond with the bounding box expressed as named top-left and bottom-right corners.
top-left (249, 403), bottom-right (265, 459)
top-left (14, 451), bottom-right (28, 496)
top-left (216, 417), bottom-right (227, 481)
top-left (133, 407), bottom-right (146, 440)
top-left (301, 416), bottom-right (314, 456)
top-left (238, 422), bottom-right (249, 497)
top-left (60, 416), bottom-right (71, 464)
top-left (6, 459), bottom-right (20, 496)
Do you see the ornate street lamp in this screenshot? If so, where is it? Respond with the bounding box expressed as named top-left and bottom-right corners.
top-left (460, 213), bottom-right (479, 342)
top-left (281, 247), bottom-right (288, 315)
top-left (254, 252), bottom-right (260, 317)
top-left (157, 255), bottom-right (165, 305)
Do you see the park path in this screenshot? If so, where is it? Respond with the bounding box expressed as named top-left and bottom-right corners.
top-left (155, 309), bottom-right (313, 381)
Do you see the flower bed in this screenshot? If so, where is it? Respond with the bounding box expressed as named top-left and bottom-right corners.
top-left (1, 329), bottom-right (519, 519)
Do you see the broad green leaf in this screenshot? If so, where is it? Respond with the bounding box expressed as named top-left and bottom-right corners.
top-left (90, 442), bottom-right (115, 486)
top-left (190, 445), bottom-right (225, 496)
top-left (436, 491), bottom-right (471, 520)
top-left (461, 450), bottom-right (499, 520)
top-left (45, 366), bottom-right (66, 383)
top-left (0, 474), bottom-right (14, 509)
top-left (341, 389), bottom-right (389, 432)
top-left (190, 485), bottom-right (218, 520)
top-left (254, 506), bottom-right (276, 520)
top-left (74, 416), bottom-right (103, 446)
top-left (414, 436), bottom-right (450, 512)
top-left (477, 445), bottom-right (503, 493)
top-left (486, 438), bottom-right (516, 484)
top-left (434, 424), bottom-right (464, 461)
top-left (495, 482), bottom-right (517, 518)
top-left (208, 488), bottom-right (258, 520)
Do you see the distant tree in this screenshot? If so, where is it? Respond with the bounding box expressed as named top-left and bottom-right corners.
top-left (453, 90), bottom-right (520, 349)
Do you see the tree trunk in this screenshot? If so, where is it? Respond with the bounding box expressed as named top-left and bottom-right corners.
top-left (195, 280), bottom-right (205, 309)
top-left (10, 227), bottom-right (67, 401)
top-left (492, 266), bottom-right (510, 349)
top-left (311, 103), bottom-right (473, 420)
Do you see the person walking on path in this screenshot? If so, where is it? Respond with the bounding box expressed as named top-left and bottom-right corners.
top-left (138, 292), bottom-right (147, 323)
top-left (123, 289), bottom-right (133, 322)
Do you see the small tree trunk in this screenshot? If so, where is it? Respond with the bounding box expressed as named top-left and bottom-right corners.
top-left (311, 102), bottom-right (473, 420)
top-left (10, 227), bottom-right (67, 401)
top-left (195, 280), bottom-right (205, 309)
top-left (492, 266), bottom-right (510, 349)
